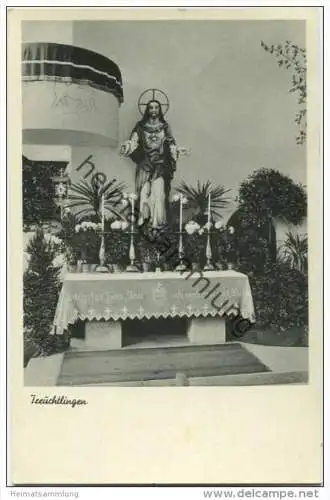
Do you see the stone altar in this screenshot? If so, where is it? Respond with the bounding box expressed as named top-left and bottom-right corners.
top-left (52, 270), bottom-right (255, 350)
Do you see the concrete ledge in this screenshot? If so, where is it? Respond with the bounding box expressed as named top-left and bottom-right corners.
top-left (242, 342), bottom-right (308, 373)
top-left (24, 353), bottom-right (64, 386)
top-left (82, 370), bottom-right (308, 387)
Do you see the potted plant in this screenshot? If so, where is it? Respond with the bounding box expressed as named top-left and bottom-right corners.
top-left (213, 220), bottom-right (225, 268)
top-left (141, 247), bottom-right (152, 272)
top-left (74, 221), bottom-right (102, 272)
top-left (175, 180), bottom-right (231, 226)
top-left (66, 177), bottom-right (125, 222)
top-left (65, 247), bottom-right (77, 273)
top-left (184, 220), bottom-right (203, 270)
top-left (80, 249), bottom-right (89, 273)
top-left (105, 220), bottom-right (130, 272)
top-left (138, 242), bottom-right (159, 272)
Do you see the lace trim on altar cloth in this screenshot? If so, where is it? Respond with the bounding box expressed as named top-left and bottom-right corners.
top-left (52, 308), bottom-right (256, 336)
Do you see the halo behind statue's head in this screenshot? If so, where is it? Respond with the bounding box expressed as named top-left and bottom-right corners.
top-left (138, 88), bottom-right (169, 116)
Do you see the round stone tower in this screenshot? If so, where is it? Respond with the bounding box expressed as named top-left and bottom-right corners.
top-left (22, 22), bottom-right (133, 190)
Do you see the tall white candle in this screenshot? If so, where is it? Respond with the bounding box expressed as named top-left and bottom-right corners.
top-left (131, 196), bottom-right (135, 233)
top-left (180, 193), bottom-right (183, 232)
top-left (101, 194), bottom-right (105, 231)
top-left (208, 192), bottom-right (211, 224)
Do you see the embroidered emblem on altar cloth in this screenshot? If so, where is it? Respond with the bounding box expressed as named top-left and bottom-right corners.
top-left (152, 282), bottom-right (168, 304)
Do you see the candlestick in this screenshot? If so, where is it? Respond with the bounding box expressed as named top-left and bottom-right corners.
top-left (155, 250), bottom-right (162, 272)
top-left (96, 194), bottom-right (109, 272)
top-left (179, 193), bottom-right (183, 232)
top-left (101, 194), bottom-right (105, 231)
top-left (155, 249), bottom-right (162, 273)
top-left (203, 191), bottom-right (214, 271)
top-left (126, 193), bottom-right (139, 272)
top-left (95, 233), bottom-right (109, 272)
top-left (131, 197), bottom-right (135, 234)
top-left (176, 193), bottom-right (187, 272)
top-left (203, 231), bottom-right (214, 271)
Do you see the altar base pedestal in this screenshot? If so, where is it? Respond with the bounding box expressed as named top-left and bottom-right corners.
top-left (187, 317), bottom-right (226, 345)
top-left (85, 320), bottom-right (122, 350)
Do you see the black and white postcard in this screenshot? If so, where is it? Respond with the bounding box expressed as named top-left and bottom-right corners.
top-left (7, 7), bottom-right (323, 486)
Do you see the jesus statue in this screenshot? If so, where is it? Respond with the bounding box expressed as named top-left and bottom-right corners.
top-left (120, 98), bottom-right (187, 228)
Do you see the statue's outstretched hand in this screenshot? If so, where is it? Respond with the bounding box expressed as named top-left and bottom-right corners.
top-left (170, 145), bottom-right (190, 161)
top-left (176, 146), bottom-right (190, 159)
top-left (119, 142), bottom-right (130, 156)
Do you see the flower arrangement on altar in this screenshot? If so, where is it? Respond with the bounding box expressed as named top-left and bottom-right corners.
top-left (182, 217), bottom-right (237, 269)
top-left (104, 192), bottom-right (139, 271)
top-left (60, 218), bottom-right (101, 266)
top-left (75, 221), bottom-right (103, 232)
top-left (58, 181), bottom-right (238, 272)
top-left (213, 222), bottom-right (236, 267)
top-left (183, 220), bottom-right (204, 268)
top-left (110, 219), bottom-right (130, 231)
top-left (103, 227), bottom-right (130, 270)
top-left (172, 193), bottom-right (188, 204)
top-left (184, 220), bottom-right (201, 235)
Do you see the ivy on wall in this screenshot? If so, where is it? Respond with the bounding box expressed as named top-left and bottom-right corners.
top-left (22, 156), bottom-right (68, 227)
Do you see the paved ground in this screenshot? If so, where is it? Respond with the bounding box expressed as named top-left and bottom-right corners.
top-left (56, 343), bottom-right (269, 386)
top-left (24, 341), bottom-right (308, 387)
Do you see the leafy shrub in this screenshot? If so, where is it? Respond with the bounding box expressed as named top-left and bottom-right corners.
top-left (239, 168), bottom-right (307, 225)
top-left (135, 224), bottom-right (179, 270)
top-left (228, 204), bottom-right (277, 273)
top-left (249, 262), bottom-right (308, 331)
top-left (184, 232), bottom-right (204, 266)
top-left (23, 228), bottom-right (65, 363)
top-left (104, 228), bottom-right (130, 268)
top-left (280, 231), bottom-right (308, 275)
top-left (175, 180), bottom-right (231, 225)
top-left (232, 168), bottom-right (307, 273)
top-left (22, 156), bottom-right (63, 226)
top-left (60, 213), bottom-right (101, 264)
top-left (75, 229), bottom-right (101, 264)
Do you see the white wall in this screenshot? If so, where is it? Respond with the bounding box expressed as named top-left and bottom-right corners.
top-left (23, 145), bottom-right (71, 162)
top-left (22, 20), bottom-right (120, 171)
top-left (73, 20), bottom-right (306, 193)
top-left (23, 81), bottom-right (119, 147)
top-left (70, 146), bottom-right (134, 194)
top-left (22, 20), bottom-right (307, 229)
top-left (22, 21), bottom-right (73, 44)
